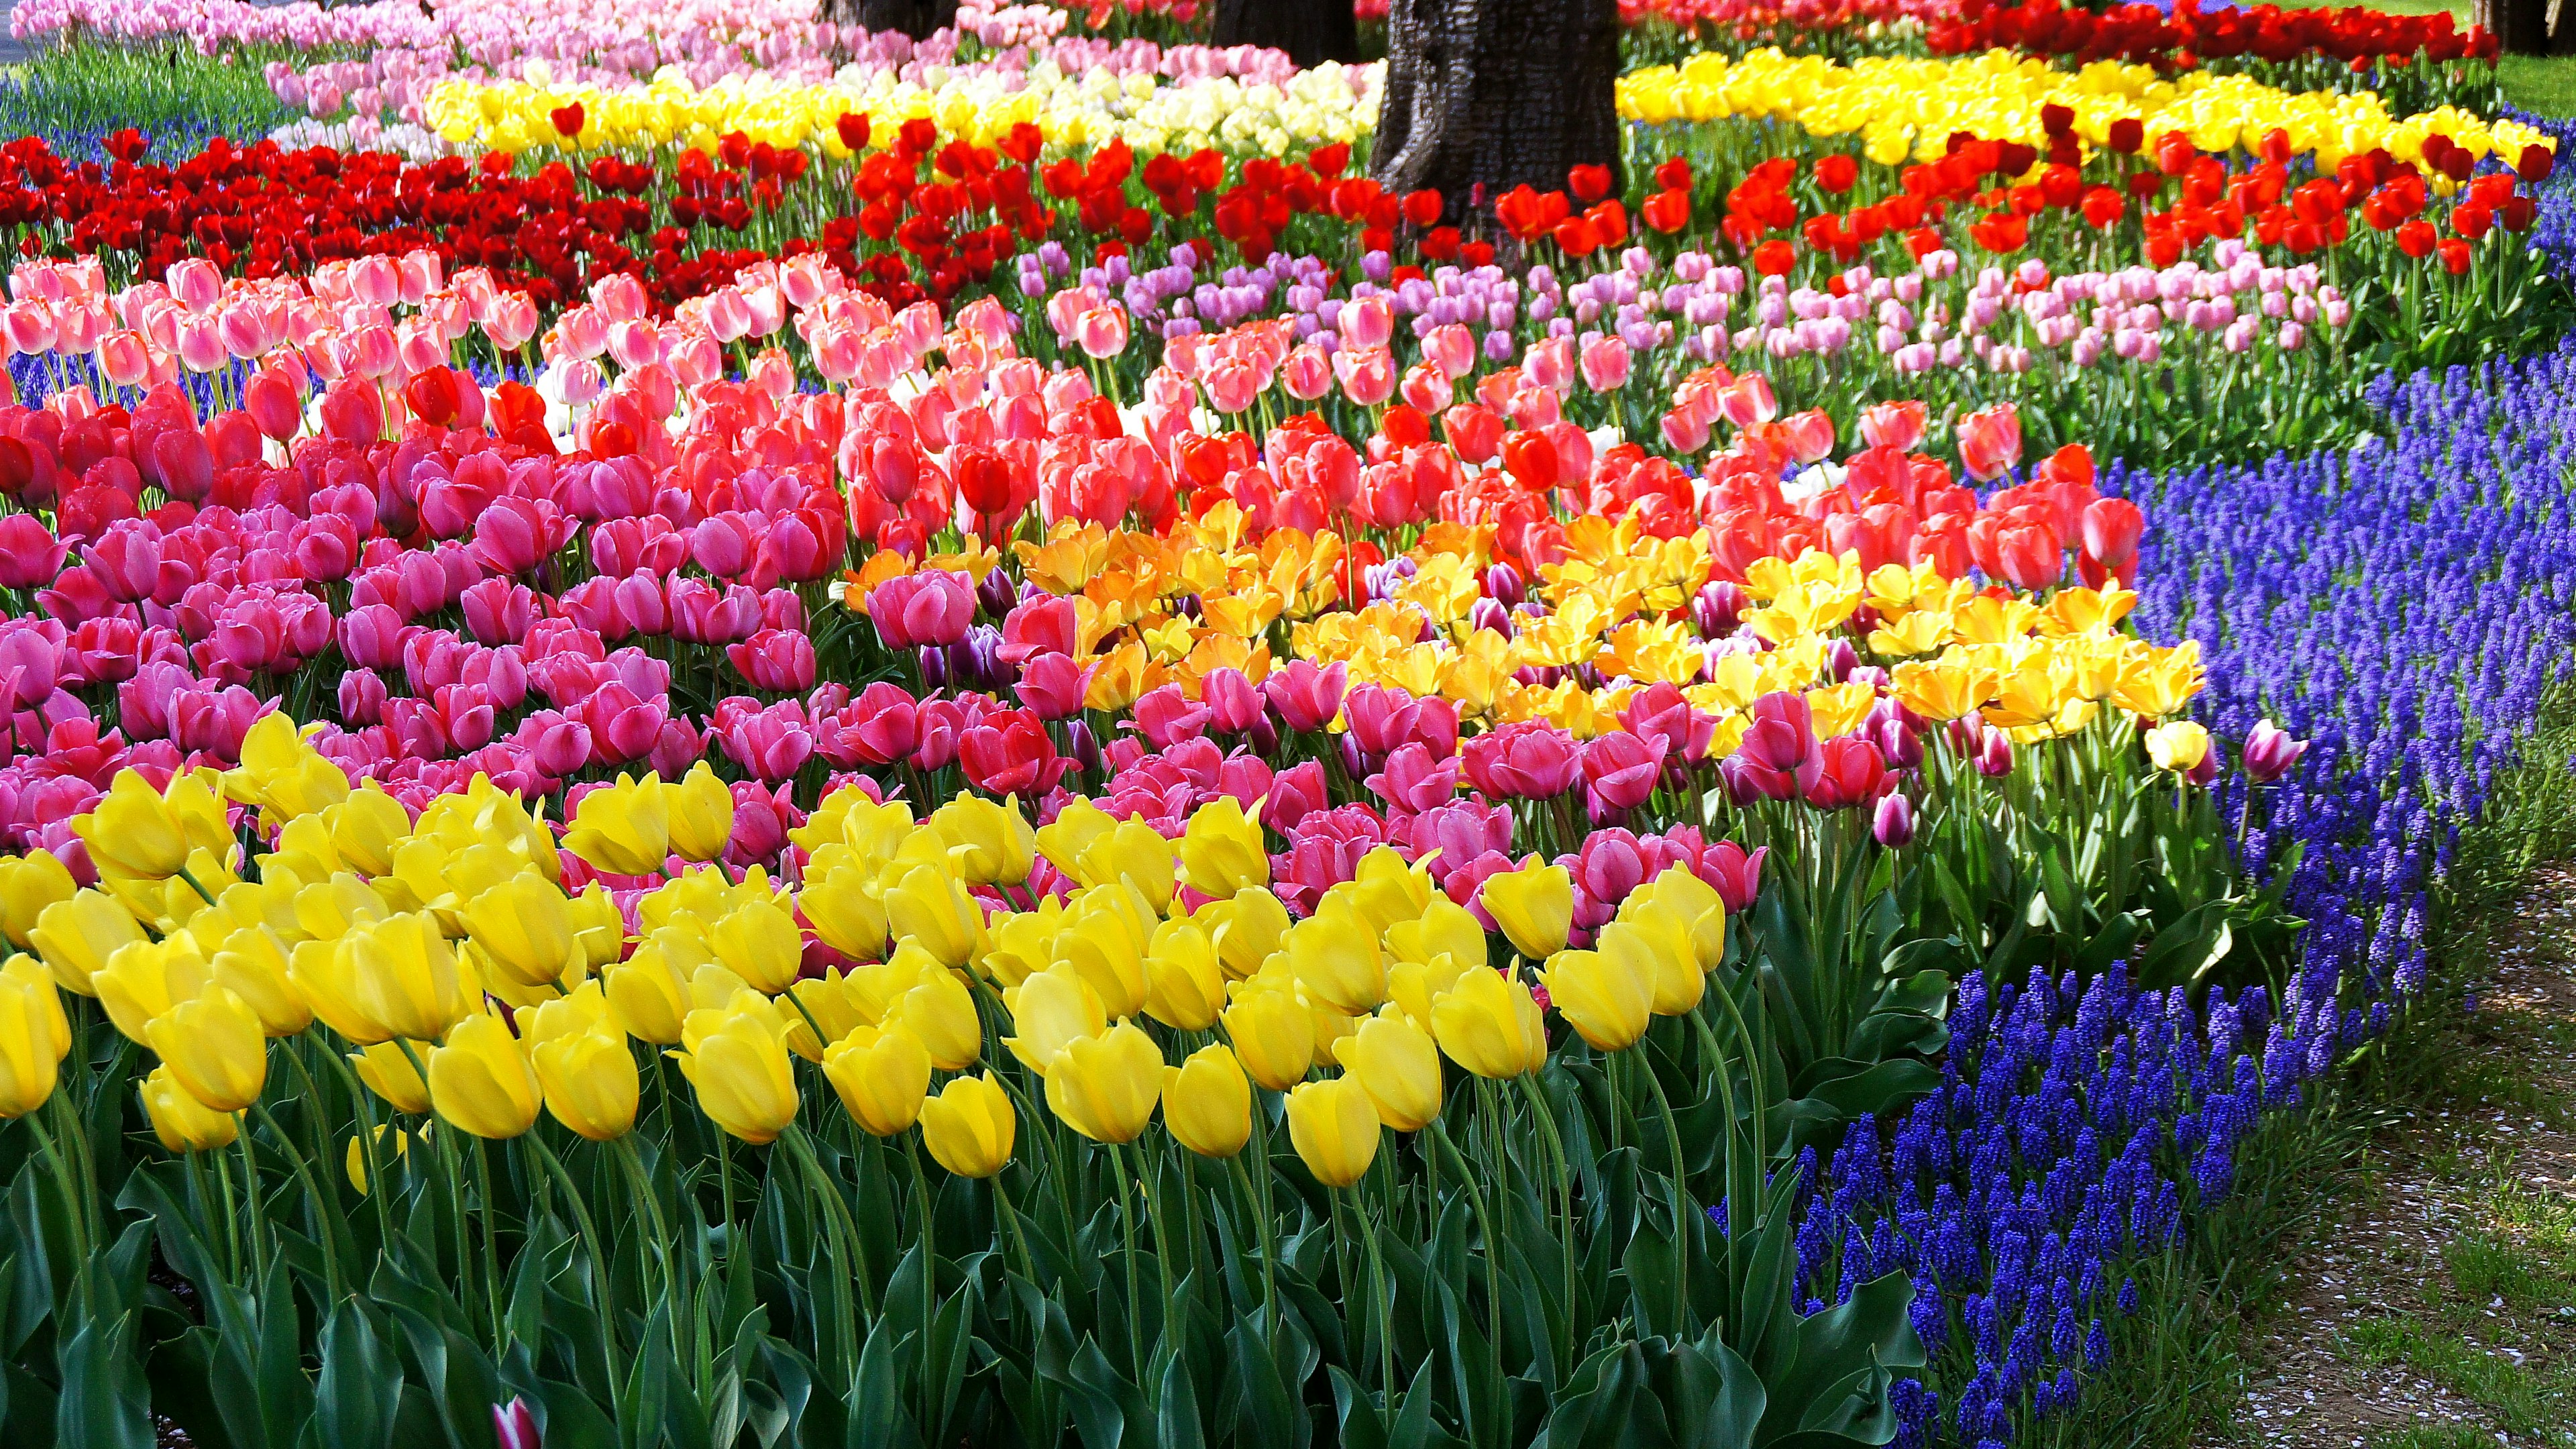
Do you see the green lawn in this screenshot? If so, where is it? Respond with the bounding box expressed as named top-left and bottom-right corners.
top-left (2355, 0), bottom-right (2576, 115)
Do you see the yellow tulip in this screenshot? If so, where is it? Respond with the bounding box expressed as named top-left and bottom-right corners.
top-left (428, 1012), bottom-right (543, 1139)
top-left (351, 1038), bottom-right (434, 1114)
top-left (822, 1024), bottom-right (932, 1136)
top-left (675, 991), bottom-right (800, 1144)
top-left (1176, 796), bottom-right (1269, 900)
top-left (1220, 979), bottom-right (1316, 1091)
top-left (344, 912), bottom-right (472, 1044)
top-left (563, 775), bottom-right (672, 877)
top-left (94, 936), bottom-right (213, 1044)
top-left (209, 925), bottom-right (313, 1036)
top-left (1001, 967), bottom-right (1107, 1073)
top-left (931, 794), bottom-right (1036, 886)
top-left (28, 888), bottom-right (146, 996)
top-left (466, 873), bottom-right (586, 992)
top-left (0, 954), bottom-right (68, 1118)
top-left (1141, 916), bottom-right (1226, 1032)
top-left (1161, 1044), bottom-right (1252, 1158)
top-left (1287, 898), bottom-right (1386, 1017)
top-left (0, 849), bottom-right (74, 948)
top-left (140, 1065), bottom-right (237, 1153)
top-left (146, 985), bottom-right (269, 1113)
top-left (1285, 1077), bottom-right (1381, 1188)
top-left (896, 963), bottom-right (984, 1072)
top-left (2145, 720), bottom-right (2211, 774)
top-left (1481, 858), bottom-right (1572, 960)
top-left (73, 771), bottom-right (192, 880)
top-left (1540, 948), bottom-right (1652, 1053)
top-left (1042, 1019), bottom-right (1163, 1145)
top-left (1432, 966), bottom-right (1549, 1079)
top-left (1602, 910), bottom-right (1703, 1016)
top-left (800, 859), bottom-right (889, 961)
top-left (345, 1124), bottom-right (410, 1193)
top-left (882, 864), bottom-right (988, 971)
top-left (1331, 1008), bottom-right (1444, 1131)
top-left (1202, 886), bottom-right (1289, 979)
top-left (920, 1073), bottom-right (1016, 1177)
top-left (712, 898), bottom-right (806, 996)
top-left (667, 763), bottom-right (737, 863)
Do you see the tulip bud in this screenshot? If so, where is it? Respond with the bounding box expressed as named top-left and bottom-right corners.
top-left (1161, 1043), bottom-right (1252, 1158)
top-left (920, 1073), bottom-right (1016, 1177)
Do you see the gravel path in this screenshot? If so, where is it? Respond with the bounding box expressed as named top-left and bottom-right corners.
top-left (2215, 865), bottom-right (2576, 1448)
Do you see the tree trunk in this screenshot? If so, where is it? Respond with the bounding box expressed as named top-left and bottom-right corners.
top-left (824, 0), bottom-right (957, 39)
top-left (1372, 0), bottom-right (1623, 220)
top-left (2475, 0), bottom-right (2561, 54)
top-left (1212, 0), bottom-right (1362, 67)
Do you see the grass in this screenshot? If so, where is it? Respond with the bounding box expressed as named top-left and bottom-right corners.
top-left (2355, 0), bottom-right (2576, 116)
top-left (0, 40), bottom-right (297, 164)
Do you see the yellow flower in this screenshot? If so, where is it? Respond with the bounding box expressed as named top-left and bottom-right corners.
top-left (667, 763), bottom-right (737, 863)
top-left (675, 991), bottom-right (800, 1144)
top-left (146, 985), bottom-right (269, 1113)
top-left (1285, 1077), bottom-right (1381, 1188)
top-left (823, 1024), bottom-right (933, 1137)
top-left (141, 1065), bottom-right (237, 1153)
top-left (351, 1040), bottom-right (433, 1114)
top-left (1043, 1019), bottom-right (1164, 1145)
top-left (1220, 978), bottom-right (1316, 1091)
top-left (1432, 966), bottom-right (1549, 1079)
top-left (2145, 720), bottom-right (2212, 774)
top-left (1540, 948), bottom-right (1652, 1054)
top-left (1287, 898), bottom-right (1386, 1017)
top-left (0, 953), bottom-right (68, 1118)
top-left (564, 775), bottom-right (672, 876)
top-left (1001, 967), bottom-right (1107, 1073)
top-left (1161, 1043), bottom-right (1252, 1158)
top-left (920, 1073), bottom-right (1017, 1177)
top-left (428, 1011), bottom-right (543, 1140)
top-left (1330, 1008), bottom-right (1444, 1132)
top-left (29, 888), bottom-right (147, 996)
top-left (1177, 796), bottom-right (1269, 900)
top-left (1481, 857), bottom-right (1572, 961)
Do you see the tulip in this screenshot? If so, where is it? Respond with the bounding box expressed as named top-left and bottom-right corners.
top-left (146, 985), bottom-right (268, 1113)
top-left (1432, 966), bottom-right (1549, 1079)
top-left (668, 763), bottom-right (737, 863)
top-left (676, 992), bottom-right (800, 1144)
top-left (896, 965), bottom-right (984, 1073)
top-left (1161, 1043), bottom-right (1252, 1158)
top-left (429, 1011), bottom-right (543, 1140)
top-left (920, 1073), bottom-right (1016, 1177)
top-left (564, 775), bottom-right (672, 876)
top-left (1540, 948), bottom-right (1652, 1053)
top-left (1177, 796), bottom-right (1269, 900)
top-left (142, 1065), bottom-right (238, 1153)
top-left (1481, 858), bottom-right (1572, 961)
top-left (0, 955), bottom-right (68, 1118)
top-left (824, 1024), bottom-right (932, 1137)
top-left (0, 851), bottom-right (75, 949)
top-left (1285, 1077), bottom-right (1381, 1188)
top-left (1331, 1008), bottom-right (1443, 1131)
top-left (1287, 900), bottom-right (1387, 1017)
top-left (710, 898), bottom-right (804, 996)
top-left (29, 888), bottom-right (146, 996)
top-left (346, 912), bottom-right (472, 1045)
top-left (2243, 720), bottom-right (2308, 784)
top-left (466, 873), bottom-right (585, 993)
top-left (1043, 1020), bottom-right (1163, 1146)
top-left (2145, 720), bottom-right (2211, 774)
top-left (351, 1039), bottom-right (433, 1115)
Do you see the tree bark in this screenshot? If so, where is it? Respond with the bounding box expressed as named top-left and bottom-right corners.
top-left (2475, 0), bottom-right (2565, 55)
top-left (1373, 0), bottom-right (1623, 219)
top-left (824, 0), bottom-right (958, 39)
top-left (1212, 0), bottom-right (1362, 67)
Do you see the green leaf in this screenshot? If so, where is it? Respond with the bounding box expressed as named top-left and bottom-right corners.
top-left (54, 1309), bottom-right (153, 1449)
top-left (313, 1300), bottom-right (403, 1449)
